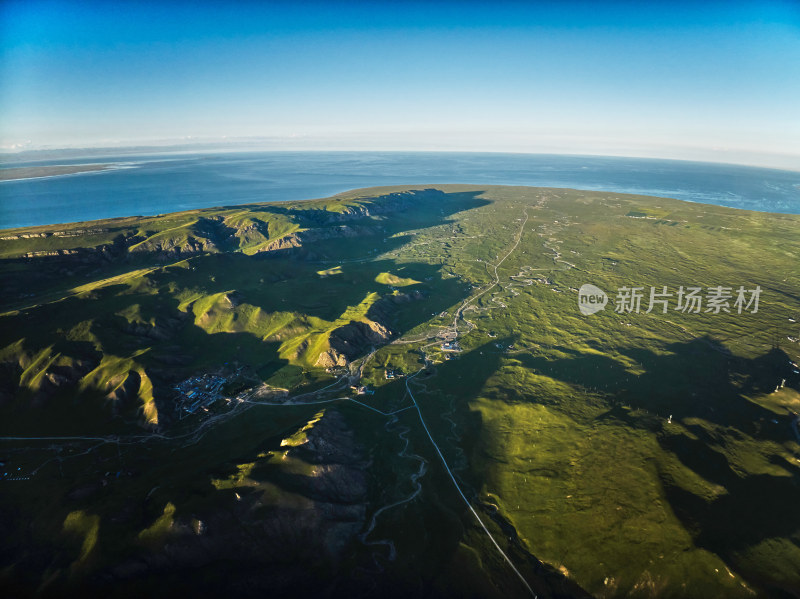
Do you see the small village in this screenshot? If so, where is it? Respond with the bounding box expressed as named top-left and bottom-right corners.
top-left (173, 370), bottom-right (245, 418)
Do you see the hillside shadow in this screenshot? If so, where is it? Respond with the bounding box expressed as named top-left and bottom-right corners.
top-left (121, 189), bottom-right (489, 324)
top-left (246, 188), bottom-right (455, 226)
top-left (395, 339), bottom-right (593, 599)
top-left (517, 337), bottom-right (798, 429)
top-left (0, 190), bottom-right (491, 434)
top-left (0, 189), bottom-right (489, 313)
top-left (142, 251), bottom-right (466, 327)
top-left (515, 337), bottom-right (800, 592)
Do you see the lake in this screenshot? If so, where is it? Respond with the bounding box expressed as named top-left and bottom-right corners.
top-left (1, 151), bottom-right (798, 229)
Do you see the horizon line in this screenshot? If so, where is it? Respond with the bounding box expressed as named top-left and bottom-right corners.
top-left (1, 142), bottom-right (799, 174)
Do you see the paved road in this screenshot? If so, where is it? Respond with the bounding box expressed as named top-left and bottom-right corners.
top-left (404, 368), bottom-right (536, 597)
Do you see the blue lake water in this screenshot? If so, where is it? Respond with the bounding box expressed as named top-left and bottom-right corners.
top-left (0, 151), bottom-right (798, 229)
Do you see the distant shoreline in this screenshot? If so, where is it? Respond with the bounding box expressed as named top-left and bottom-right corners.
top-left (0, 163), bottom-right (114, 182)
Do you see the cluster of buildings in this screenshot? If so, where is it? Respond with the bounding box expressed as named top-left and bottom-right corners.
top-left (174, 374), bottom-right (229, 417)
top-left (440, 341), bottom-right (462, 352)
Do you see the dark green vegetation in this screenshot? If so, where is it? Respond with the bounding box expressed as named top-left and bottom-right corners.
top-left (1, 185), bottom-right (798, 598)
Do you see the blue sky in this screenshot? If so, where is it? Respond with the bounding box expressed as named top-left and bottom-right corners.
top-left (1, 0), bottom-right (798, 168)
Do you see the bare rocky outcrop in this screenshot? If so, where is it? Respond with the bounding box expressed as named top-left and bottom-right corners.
top-left (254, 233), bottom-right (302, 254)
top-left (254, 226), bottom-right (382, 259)
top-left (0, 232), bottom-right (49, 240)
top-left (314, 348), bottom-right (349, 368)
top-left (23, 249), bottom-right (79, 258)
top-left (14, 232), bottom-right (144, 267)
top-left (0, 228), bottom-right (109, 241)
top-left (312, 293), bottom-right (419, 367)
top-left (52, 228), bottom-right (109, 237)
top-left (328, 319), bottom-right (392, 362)
top-left (129, 235), bottom-right (214, 260)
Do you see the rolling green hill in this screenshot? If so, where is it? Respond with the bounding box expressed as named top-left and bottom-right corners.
top-left (1, 185), bottom-right (798, 598)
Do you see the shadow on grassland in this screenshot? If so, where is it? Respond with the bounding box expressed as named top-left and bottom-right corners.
top-left (398, 339), bottom-right (593, 599)
top-left (0, 190), bottom-right (490, 433)
top-left (515, 337), bottom-right (800, 595)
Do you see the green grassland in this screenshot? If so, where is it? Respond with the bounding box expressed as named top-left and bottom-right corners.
top-left (0, 185), bottom-right (798, 598)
